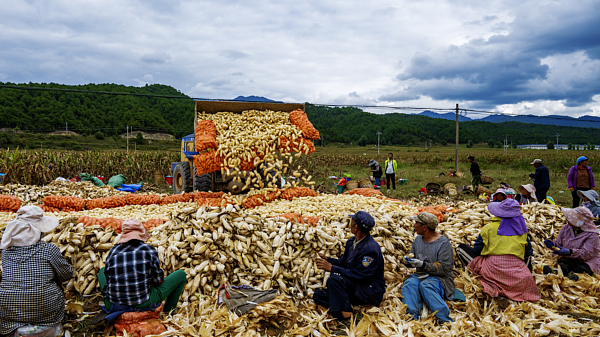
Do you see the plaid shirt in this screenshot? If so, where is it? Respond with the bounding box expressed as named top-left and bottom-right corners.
top-left (0, 241), bottom-right (73, 334)
top-left (103, 240), bottom-right (164, 306)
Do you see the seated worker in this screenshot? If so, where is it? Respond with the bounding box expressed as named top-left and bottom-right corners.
top-left (368, 159), bottom-right (383, 187)
top-left (542, 207), bottom-right (600, 281)
top-left (98, 219), bottom-right (187, 316)
top-left (515, 184), bottom-right (538, 204)
top-left (313, 211), bottom-right (385, 330)
top-left (0, 206), bottom-right (73, 336)
top-left (401, 212), bottom-right (454, 323)
top-left (577, 190), bottom-right (600, 217)
top-left (491, 189), bottom-right (507, 202)
top-left (456, 199), bottom-right (540, 302)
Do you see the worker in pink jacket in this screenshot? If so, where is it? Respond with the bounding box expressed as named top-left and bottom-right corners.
top-left (568, 156), bottom-right (595, 208)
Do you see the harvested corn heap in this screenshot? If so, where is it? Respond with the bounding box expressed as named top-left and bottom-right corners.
top-left (0, 181), bottom-right (127, 205)
top-left (2, 198), bottom-right (600, 336)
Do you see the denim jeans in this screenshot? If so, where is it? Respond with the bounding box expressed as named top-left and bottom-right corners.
top-left (374, 177), bottom-right (381, 186)
top-left (401, 275), bottom-right (453, 323)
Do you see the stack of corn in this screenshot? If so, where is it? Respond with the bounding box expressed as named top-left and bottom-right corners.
top-left (0, 181), bottom-right (127, 206)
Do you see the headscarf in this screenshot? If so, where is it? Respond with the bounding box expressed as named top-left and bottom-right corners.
top-left (577, 190), bottom-right (600, 217)
top-left (118, 219), bottom-right (150, 244)
top-left (518, 184), bottom-right (538, 203)
top-left (0, 206), bottom-right (59, 249)
top-left (487, 199), bottom-right (528, 236)
top-left (562, 207), bottom-right (599, 233)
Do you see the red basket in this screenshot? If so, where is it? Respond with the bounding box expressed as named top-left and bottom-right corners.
top-left (165, 176), bottom-right (173, 185)
top-left (96, 176), bottom-right (105, 183)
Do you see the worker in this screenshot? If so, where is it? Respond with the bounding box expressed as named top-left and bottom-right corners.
top-left (368, 159), bottom-right (383, 187)
top-left (97, 219), bottom-right (187, 318)
top-left (468, 156), bottom-right (481, 192)
top-left (313, 211), bottom-right (385, 331)
top-left (491, 189), bottom-right (507, 202)
top-left (384, 153), bottom-right (397, 191)
top-left (568, 156), bottom-right (595, 208)
top-left (456, 199), bottom-right (540, 302)
top-left (516, 184), bottom-right (538, 204)
top-left (577, 189), bottom-right (600, 217)
top-left (401, 212), bottom-right (454, 323)
top-left (542, 207), bottom-right (600, 281)
top-left (0, 206), bottom-right (73, 335)
top-left (529, 159), bottom-right (550, 202)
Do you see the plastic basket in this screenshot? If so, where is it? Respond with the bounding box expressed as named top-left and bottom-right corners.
top-left (165, 176), bottom-right (173, 185)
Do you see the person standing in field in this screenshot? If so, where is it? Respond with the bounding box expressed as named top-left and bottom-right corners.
top-left (568, 156), bottom-right (595, 208)
top-left (529, 159), bottom-right (550, 203)
top-left (384, 153), bottom-right (397, 191)
top-left (368, 159), bottom-right (383, 187)
top-left (468, 156), bottom-right (481, 192)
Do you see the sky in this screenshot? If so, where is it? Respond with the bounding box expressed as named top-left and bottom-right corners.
top-left (1, 0), bottom-right (599, 119)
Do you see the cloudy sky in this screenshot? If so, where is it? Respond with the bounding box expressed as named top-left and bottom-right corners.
top-left (1, 0), bottom-right (599, 118)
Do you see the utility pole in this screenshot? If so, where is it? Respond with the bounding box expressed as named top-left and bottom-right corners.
top-left (66, 122), bottom-right (67, 133)
top-left (455, 104), bottom-right (459, 172)
top-left (127, 126), bottom-right (129, 153)
top-left (505, 135), bottom-right (508, 154)
top-left (376, 132), bottom-right (382, 154)
top-left (556, 133), bottom-right (560, 153)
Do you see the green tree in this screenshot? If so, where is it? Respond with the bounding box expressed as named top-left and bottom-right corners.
top-left (488, 140), bottom-right (496, 148)
top-left (357, 135), bottom-right (367, 147)
top-left (466, 140), bottom-right (473, 148)
top-left (495, 141), bottom-right (503, 148)
top-left (547, 141), bottom-right (555, 150)
top-left (592, 144), bottom-right (596, 151)
top-left (568, 143), bottom-right (573, 150)
top-left (136, 132), bottom-right (147, 145)
top-left (95, 131), bottom-right (105, 140)
top-left (577, 144), bottom-right (580, 150)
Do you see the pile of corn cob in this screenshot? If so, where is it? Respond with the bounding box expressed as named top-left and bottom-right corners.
top-left (0, 181), bottom-right (128, 206)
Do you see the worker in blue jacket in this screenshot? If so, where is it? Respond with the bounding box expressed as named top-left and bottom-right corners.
top-left (529, 159), bottom-right (550, 203)
top-left (313, 211), bottom-right (385, 328)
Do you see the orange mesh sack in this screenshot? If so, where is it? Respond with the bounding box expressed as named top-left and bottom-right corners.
top-left (114, 304), bottom-right (166, 337)
top-left (86, 196), bottom-right (127, 210)
top-left (280, 187), bottom-right (318, 201)
top-left (42, 196), bottom-right (86, 211)
top-left (272, 213), bottom-right (305, 224)
top-left (193, 151), bottom-right (224, 175)
top-left (125, 194), bottom-right (162, 206)
top-left (343, 188), bottom-right (383, 197)
top-left (160, 193), bottom-right (192, 205)
top-left (195, 120), bottom-right (218, 152)
top-left (39, 205), bottom-right (60, 213)
top-left (289, 109), bottom-right (320, 140)
top-left (142, 219), bottom-right (167, 229)
top-left (0, 196), bottom-right (21, 212)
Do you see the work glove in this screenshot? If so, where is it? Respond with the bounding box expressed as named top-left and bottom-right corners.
top-left (543, 239), bottom-right (555, 249)
top-left (403, 257), bottom-right (424, 268)
top-left (569, 187), bottom-right (574, 192)
top-left (552, 247), bottom-right (572, 256)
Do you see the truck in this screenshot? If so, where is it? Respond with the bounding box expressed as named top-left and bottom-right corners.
top-left (171, 100), bottom-right (305, 194)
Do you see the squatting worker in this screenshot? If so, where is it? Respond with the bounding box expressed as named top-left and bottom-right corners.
top-left (468, 156), bottom-right (481, 192)
top-left (98, 219), bottom-right (187, 314)
top-left (529, 159), bottom-right (550, 203)
top-left (313, 211), bottom-right (385, 327)
top-left (568, 156), bottom-right (595, 208)
top-left (384, 153), bottom-right (397, 191)
top-left (491, 189), bottom-right (507, 203)
top-left (401, 212), bottom-right (454, 323)
top-left (542, 207), bottom-right (600, 282)
top-left (578, 189), bottom-right (600, 217)
top-left (0, 206), bottom-right (73, 335)
top-left (368, 159), bottom-right (383, 187)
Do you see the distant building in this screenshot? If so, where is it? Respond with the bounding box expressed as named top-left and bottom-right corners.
top-left (517, 144), bottom-right (600, 150)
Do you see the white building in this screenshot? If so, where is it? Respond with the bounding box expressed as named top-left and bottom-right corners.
top-left (517, 144), bottom-right (600, 150)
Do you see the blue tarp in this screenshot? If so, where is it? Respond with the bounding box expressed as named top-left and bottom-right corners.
top-left (116, 183), bottom-right (143, 193)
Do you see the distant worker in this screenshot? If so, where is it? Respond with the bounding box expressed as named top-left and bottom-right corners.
top-left (516, 184), bottom-right (537, 204)
top-left (313, 211), bottom-right (385, 331)
top-left (577, 190), bottom-right (600, 217)
top-left (542, 207), bottom-right (600, 281)
top-left (468, 156), bottom-right (481, 192)
top-left (491, 189), bottom-right (507, 202)
top-left (97, 219), bottom-right (187, 319)
top-left (401, 212), bottom-right (455, 323)
top-left (529, 159), bottom-right (550, 202)
top-left (568, 156), bottom-right (595, 208)
top-left (384, 153), bottom-right (397, 191)
top-left (368, 159), bottom-right (383, 187)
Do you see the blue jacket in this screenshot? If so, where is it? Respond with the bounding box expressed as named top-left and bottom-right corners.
top-left (529, 165), bottom-right (550, 189)
top-left (327, 235), bottom-right (385, 306)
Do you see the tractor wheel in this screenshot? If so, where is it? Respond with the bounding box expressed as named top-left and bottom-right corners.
top-left (194, 168), bottom-right (213, 192)
top-left (173, 162), bottom-right (192, 194)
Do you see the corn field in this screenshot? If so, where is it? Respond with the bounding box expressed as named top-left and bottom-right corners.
top-left (0, 149), bottom-right (178, 185)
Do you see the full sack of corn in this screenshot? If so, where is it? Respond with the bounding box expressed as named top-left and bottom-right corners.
top-left (343, 188), bottom-right (383, 197)
top-left (125, 194), bottom-right (163, 206)
top-left (289, 109), bottom-right (320, 140)
top-left (160, 193), bottom-right (192, 205)
top-left (86, 196), bottom-right (127, 210)
top-left (193, 151), bottom-right (224, 176)
top-left (42, 195), bottom-right (86, 211)
top-left (0, 195), bottom-right (21, 212)
top-left (280, 187), bottom-right (318, 200)
top-left (195, 120), bottom-right (218, 152)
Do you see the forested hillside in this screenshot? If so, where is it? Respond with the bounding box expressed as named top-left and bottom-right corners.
top-left (306, 105), bottom-right (600, 146)
top-left (0, 82), bottom-right (194, 138)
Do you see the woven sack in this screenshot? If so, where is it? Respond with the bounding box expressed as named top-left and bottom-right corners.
top-left (481, 175), bottom-right (493, 184)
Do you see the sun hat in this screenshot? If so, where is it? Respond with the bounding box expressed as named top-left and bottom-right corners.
top-left (118, 219), bottom-right (150, 244)
top-left (410, 212), bottom-right (439, 231)
top-left (518, 184), bottom-right (538, 201)
top-left (487, 199), bottom-right (528, 236)
top-left (348, 211), bottom-right (375, 234)
top-left (0, 206), bottom-right (59, 249)
top-left (368, 159), bottom-right (378, 166)
top-left (491, 188), bottom-right (507, 200)
top-left (562, 207), bottom-right (598, 233)
top-left (577, 156), bottom-right (588, 165)
top-left (530, 159), bottom-right (542, 165)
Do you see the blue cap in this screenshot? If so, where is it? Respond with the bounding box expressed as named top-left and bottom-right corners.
top-left (349, 211), bottom-right (375, 233)
top-left (577, 156), bottom-right (588, 165)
